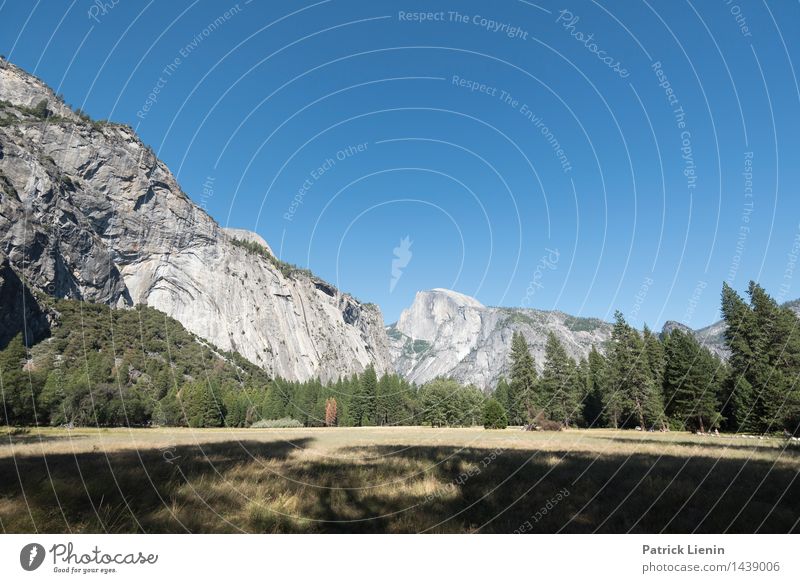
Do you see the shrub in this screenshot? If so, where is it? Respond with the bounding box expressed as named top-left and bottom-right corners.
top-left (251, 417), bottom-right (303, 429)
top-left (31, 99), bottom-right (49, 119)
top-left (483, 399), bottom-right (508, 429)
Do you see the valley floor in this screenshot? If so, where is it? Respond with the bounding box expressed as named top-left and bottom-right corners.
top-left (1, 426), bottom-right (798, 533)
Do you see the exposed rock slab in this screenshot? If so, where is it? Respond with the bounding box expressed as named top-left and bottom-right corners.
top-left (0, 60), bottom-right (390, 382)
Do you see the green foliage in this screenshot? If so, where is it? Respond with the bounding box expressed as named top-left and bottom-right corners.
top-left (251, 417), bottom-right (304, 428)
top-left (563, 315), bottom-right (605, 333)
top-left (606, 312), bottom-right (665, 429)
top-left (179, 381), bottom-right (223, 428)
top-left (662, 329), bottom-right (724, 432)
top-left (539, 332), bottom-right (581, 427)
top-left (0, 299), bottom-right (271, 427)
top-left (483, 398), bottom-right (508, 429)
top-left (0, 334), bottom-right (39, 425)
top-left (350, 365), bottom-right (378, 426)
top-left (31, 99), bottom-right (49, 119)
top-left (229, 237), bottom-right (313, 278)
top-left (493, 377), bottom-right (512, 417)
top-left (508, 331), bottom-right (539, 424)
top-left (419, 378), bottom-right (485, 427)
top-left (8, 279), bottom-right (800, 435)
top-left (720, 282), bottom-right (800, 433)
top-left (583, 346), bottom-right (607, 427)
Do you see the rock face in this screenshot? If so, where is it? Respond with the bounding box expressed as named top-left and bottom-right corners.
top-left (0, 59), bottom-right (390, 381)
top-left (388, 288), bottom-right (613, 389)
top-left (0, 255), bottom-right (51, 348)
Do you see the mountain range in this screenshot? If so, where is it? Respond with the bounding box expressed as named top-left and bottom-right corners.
top-left (1, 60), bottom-right (796, 388)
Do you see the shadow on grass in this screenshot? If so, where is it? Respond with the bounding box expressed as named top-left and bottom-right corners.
top-left (0, 439), bottom-right (797, 534)
top-left (592, 435), bottom-right (800, 456)
top-left (0, 431), bottom-right (90, 446)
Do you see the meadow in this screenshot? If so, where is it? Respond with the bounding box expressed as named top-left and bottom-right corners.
top-left (1, 426), bottom-right (798, 533)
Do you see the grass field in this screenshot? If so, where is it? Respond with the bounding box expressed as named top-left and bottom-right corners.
top-left (1, 426), bottom-right (798, 533)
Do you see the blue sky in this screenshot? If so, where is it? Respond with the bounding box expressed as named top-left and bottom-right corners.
top-left (3, 0), bottom-right (799, 327)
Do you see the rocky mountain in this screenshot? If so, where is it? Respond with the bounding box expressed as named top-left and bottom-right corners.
top-left (387, 288), bottom-right (612, 389)
top-left (0, 59), bottom-right (390, 383)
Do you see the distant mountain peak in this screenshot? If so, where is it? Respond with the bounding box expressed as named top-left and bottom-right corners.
top-left (426, 288), bottom-right (485, 309)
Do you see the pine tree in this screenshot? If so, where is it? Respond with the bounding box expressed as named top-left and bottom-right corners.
top-left (721, 282), bottom-right (800, 433)
top-left (419, 379), bottom-right (449, 427)
top-left (0, 334), bottom-right (37, 425)
top-left (180, 381), bottom-right (222, 427)
top-left (540, 332), bottom-right (581, 427)
top-left (456, 384), bottom-right (486, 426)
top-left (493, 377), bottom-right (511, 416)
top-left (607, 312), bottom-right (665, 429)
top-left (508, 331), bottom-right (539, 424)
top-left (663, 329), bottom-right (723, 432)
top-left (351, 366), bottom-right (378, 426)
top-left (584, 346), bottom-right (607, 427)
top-left (483, 398), bottom-right (508, 429)
top-left (720, 282), bottom-right (760, 431)
top-left (643, 325), bottom-right (666, 388)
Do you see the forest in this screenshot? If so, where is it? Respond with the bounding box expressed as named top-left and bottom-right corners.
top-left (1, 281), bottom-right (799, 435)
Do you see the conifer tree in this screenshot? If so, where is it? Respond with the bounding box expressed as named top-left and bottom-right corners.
top-left (540, 332), bottom-right (581, 427)
top-left (351, 366), bottom-right (378, 426)
top-left (663, 329), bottom-right (723, 432)
top-left (508, 331), bottom-right (539, 424)
top-left (483, 398), bottom-right (508, 429)
top-left (493, 377), bottom-right (512, 417)
top-left (643, 325), bottom-right (666, 388)
top-left (721, 282), bottom-right (800, 433)
top-left (584, 346), bottom-right (607, 427)
top-left (607, 312), bottom-right (665, 429)
top-left (0, 334), bottom-right (37, 425)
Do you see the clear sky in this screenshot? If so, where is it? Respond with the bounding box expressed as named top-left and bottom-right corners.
top-left (3, 0), bottom-right (799, 328)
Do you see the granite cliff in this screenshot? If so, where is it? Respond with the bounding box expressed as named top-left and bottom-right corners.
top-left (0, 59), bottom-right (390, 382)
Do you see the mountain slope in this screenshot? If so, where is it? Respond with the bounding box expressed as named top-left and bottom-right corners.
top-left (388, 289), bottom-right (612, 389)
top-left (0, 59), bottom-right (390, 382)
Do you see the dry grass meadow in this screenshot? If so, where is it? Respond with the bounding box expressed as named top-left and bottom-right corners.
top-left (1, 426), bottom-right (798, 533)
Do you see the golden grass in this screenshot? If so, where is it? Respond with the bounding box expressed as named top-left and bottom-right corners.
top-left (1, 426), bottom-right (798, 533)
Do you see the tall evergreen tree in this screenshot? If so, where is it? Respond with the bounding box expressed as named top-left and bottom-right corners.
top-left (508, 331), bottom-right (539, 424)
top-left (494, 377), bottom-right (511, 415)
top-left (584, 346), bottom-right (607, 427)
top-left (720, 282), bottom-right (759, 431)
top-left (180, 381), bottom-right (222, 428)
top-left (351, 366), bottom-right (378, 426)
top-left (720, 282), bottom-right (800, 433)
top-left (663, 329), bottom-right (723, 432)
top-left (483, 398), bottom-right (508, 429)
top-left (643, 325), bottom-right (666, 388)
top-left (0, 334), bottom-right (38, 425)
top-left (607, 312), bottom-right (665, 429)
top-left (540, 333), bottom-right (581, 427)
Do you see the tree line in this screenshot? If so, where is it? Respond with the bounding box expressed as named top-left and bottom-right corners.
top-left (490, 281), bottom-right (800, 435)
top-left (1, 281), bottom-right (799, 434)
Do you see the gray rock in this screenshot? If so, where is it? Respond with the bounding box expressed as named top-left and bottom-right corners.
top-left (0, 62), bottom-right (390, 382)
top-left (0, 254), bottom-right (50, 348)
top-left (388, 289), bottom-right (612, 389)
